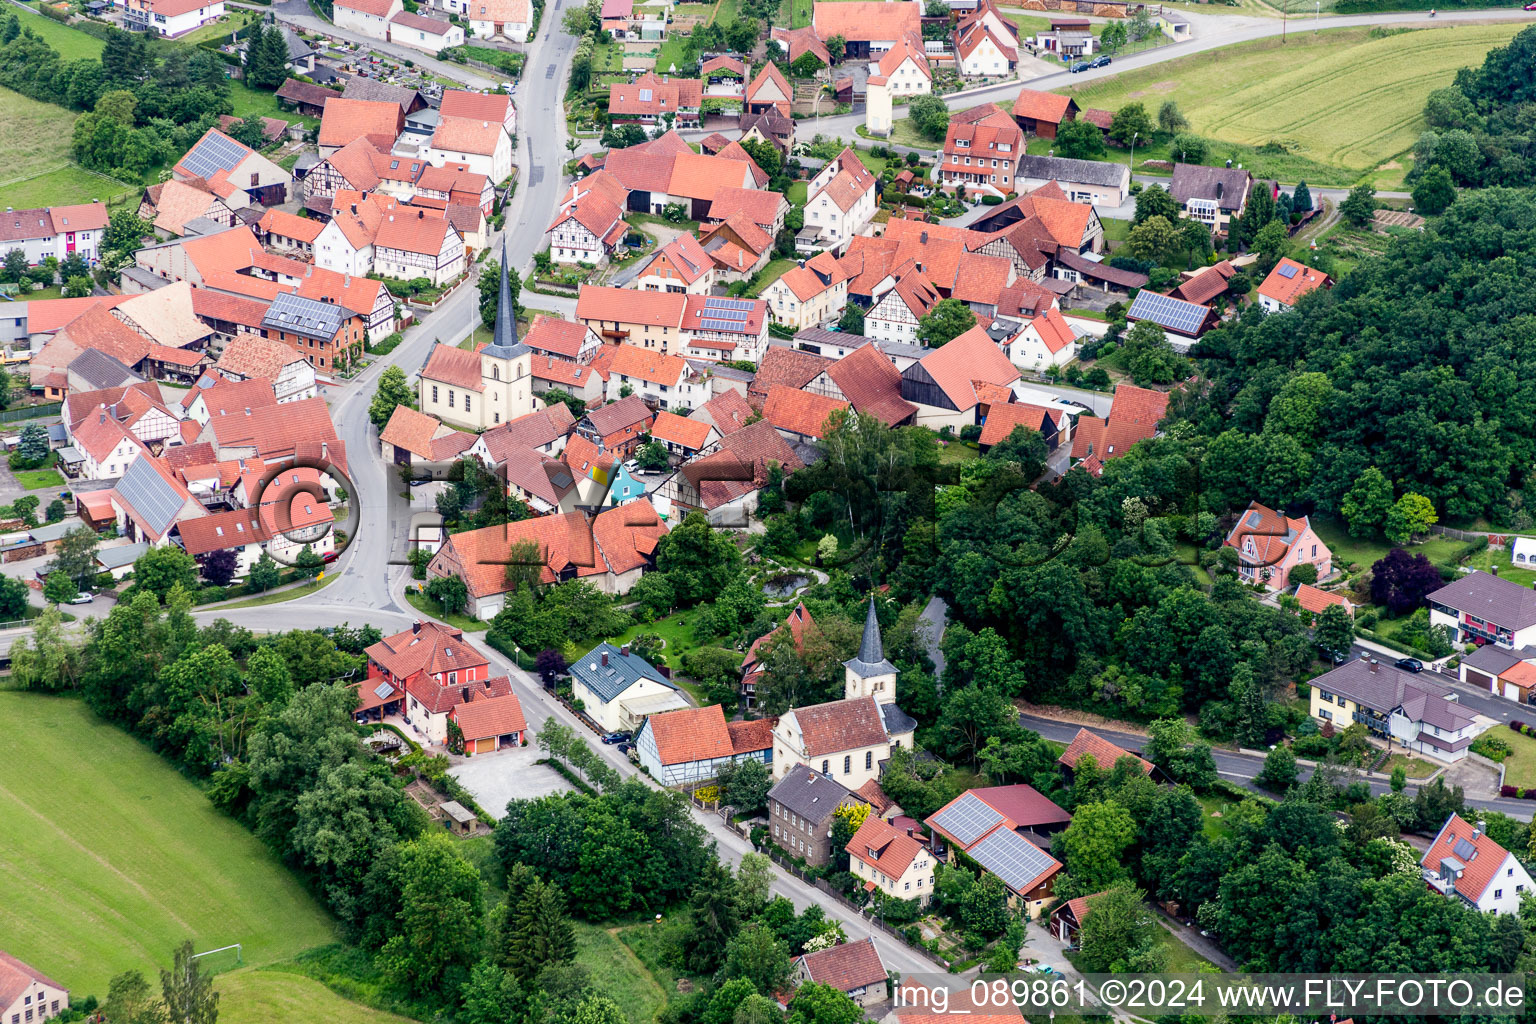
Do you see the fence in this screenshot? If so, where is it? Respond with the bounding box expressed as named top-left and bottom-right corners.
top-left (0, 403), bottom-right (62, 424)
top-left (1429, 524), bottom-right (1520, 544)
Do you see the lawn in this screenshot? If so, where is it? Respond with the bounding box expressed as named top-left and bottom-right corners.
top-left (747, 258), bottom-right (796, 298)
top-left (791, 0), bottom-right (811, 27)
top-left (404, 587), bottom-right (489, 631)
top-left (175, 11), bottom-right (255, 46)
top-left (1155, 922), bottom-right (1217, 972)
top-left (228, 80), bottom-right (320, 130)
top-left (1057, 25), bottom-right (1525, 185)
top-left (787, 180), bottom-right (807, 206)
top-left (8, 8), bottom-right (104, 57)
top-left (220, 573), bottom-right (338, 609)
top-left (1101, 217), bottom-right (1131, 243)
top-left (1173, 541), bottom-right (1212, 585)
top-left (15, 468), bottom-right (65, 490)
top-left (939, 441), bottom-right (979, 463)
top-left (218, 971), bottom-right (417, 1024)
top-left (1308, 517), bottom-right (1465, 573)
top-left (1196, 793), bottom-right (1237, 839)
top-left (1493, 726), bottom-right (1536, 789)
top-left (0, 692), bottom-right (336, 999)
top-left (1467, 543), bottom-right (1536, 588)
top-left (0, 163), bottom-right (137, 211)
top-left (609, 608), bottom-right (734, 674)
top-left (876, 116), bottom-right (933, 149)
top-left (575, 924), bottom-right (669, 1024)
top-left (1379, 752), bottom-right (1437, 780)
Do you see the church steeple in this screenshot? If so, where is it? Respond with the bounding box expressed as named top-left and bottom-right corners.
top-left (481, 235), bottom-right (528, 359)
top-left (843, 597), bottom-right (898, 701)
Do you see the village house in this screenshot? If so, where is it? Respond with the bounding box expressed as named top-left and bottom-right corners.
top-left (428, 116), bottom-right (515, 184)
top-left (1069, 382), bottom-right (1169, 475)
top-left (743, 63), bottom-right (793, 118)
top-left (451, 687), bottom-right (528, 753)
top-left (334, 0), bottom-right (402, 39)
top-left (0, 951), bottom-right (68, 1024)
top-left (605, 344), bottom-right (695, 410)
top-left (117, 0), bottom-right (225, 35)
top-left (1223, 500), bottom-right (1332, 591)
top-left (1010, 154), bottom-right (1130, 206)
top-left (649, 409), bottom-right (718, 459)
top-left (172, 128), bottom-right (292, 207)
top-left (845, 815), bottom-right (934, 905)
top-left (767, 763), bottom-right (860, 866)
top-left (762, 385), bottom-right (848, 444)
top-left (634, 703), bottom-right (773, 786)
top-left (607, 72), bottom-right (703, 128)
top-left (954, 15), bottom-right (1017, 78)
top-left (1125, 289), bottom-right (1219, 345)
top-left (1429, 570), bottom-right (1536, 652)
top-left (465, 0), bottom-right (532, 42)
top-left (978, 401), bottom-right (1068, 453)
top-left (138, 178), bottom-right (242, 238)
top-left (1420, 814), bottom-right (1536, 915)
top-left (375, 209), bottom-right (466, 287)
top-left (1032, 16), bottom-right (1095, 56)
top-left (318, 98), bottom-right (405, 156)
top-left (804, 150), bottom-right (879, 251)
top-left (811, 0), bottom-right (922, 59)
top-left (524, 316), bottom-right (602, 364)
top-left (1309, 656), bottom-right (1483, 763)
top-left (1257, 257), bottom-right (1333, 312)
top-left (1057, 727), bottom-right (1153, 776)
top-left (362, 621), bottom-right (500, 743)
top-left (575, 394), bottom-right (654, 457)
top-left (379, 405), bottom-right (477, 466)
top-left (761, 252), bottom-right (850, 330)
top-left (635, 234), bottom-right (717, 295)
top-left (388, 9), bottom-right (465, 50)
top-left (787, 940), bottom-right (889, 1008)
top-left (939, 104), bottom-right (1024, 196)
top-left (570, 641), bottom-right (689, 732)
top-left (260, 291), bottom-right (365, 374)
top-left (0, 203), bottom-right (109, 267)
top-left (1170, 163), bottom-right (1251, 235)
top-left (899, 326), bottom-right (1021, 430)
top-left (576, 286), bottom-right (689, 352)
top-left (663, 419), bottom-right (804, 521)
top-left (546, 188), bottom-right (627, 266)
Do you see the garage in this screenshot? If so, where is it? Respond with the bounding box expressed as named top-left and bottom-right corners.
top-left (451, 691), bottom-right (527, 756)
top-left (1465, 668), bottom-right (1494, 693)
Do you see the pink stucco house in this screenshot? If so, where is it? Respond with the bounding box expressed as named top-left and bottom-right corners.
top-left (1224, 501), bottom-right (1332, 591)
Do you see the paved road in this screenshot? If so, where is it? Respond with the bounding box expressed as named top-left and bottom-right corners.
top-left (259, 0), bottom-right (497, 89)
top-left (1017, 711), bottom-right (1535, 819)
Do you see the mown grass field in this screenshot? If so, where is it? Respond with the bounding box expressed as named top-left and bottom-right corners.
top-left (10, 8), bottom-right (105, 58)
top-left (217, 972), bottom-right (419, 1024)
top-left (576, 924), bottom-right (669, 1024)
top-left (1058, 25), bottom-right (1525, 179)
top-left (0, 692), bottom-right (336, 999)
top-left (0, 87), bottom-right (138, 208)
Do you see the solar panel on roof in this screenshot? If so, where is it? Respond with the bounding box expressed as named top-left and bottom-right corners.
top-left (928, 791), bottom-right (1004, 847)
top-left (1129, 290), bottom-right (1208, 335)
top-left (705, 297), bottom-right (753, 311)
top-left (373, 681), bottom-right (394, 700)
top-left (1453, 837), bottom-right (1478, 860)
top-left (180, 132), bottom-right (247, 179)
top-left (1277, 264), bottom-right (1299, 279)
top-left (968, 826), bottom-right (1056, 893)
top-left (700, 318), bottom-right (744, 332)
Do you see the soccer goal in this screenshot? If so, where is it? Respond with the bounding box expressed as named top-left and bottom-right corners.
top-left (190, 944), bottom-right (243, 976)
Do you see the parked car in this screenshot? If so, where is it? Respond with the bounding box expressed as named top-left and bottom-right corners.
top-left (623, 459), bottom-right (641, 473)
top-left (323, 551), bottom-right (339, 563)
top-left (1089, 55), bottom-right (1112, 68)
top-left (66, 592), bottom-right (93, 605)
top-left (1069, 61), bottom-right (1091, 72)
top-left (1525, 2), bottom-right (1536, 10)
top-left (601, 731), bottom-right (630, 744)
top-left (1395, 657), bottom-right (1424, 673)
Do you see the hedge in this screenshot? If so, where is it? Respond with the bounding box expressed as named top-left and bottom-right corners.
top-left (1499, 785), bottom-right (1536, 799)
top-left (1352, 627), bottom-right (1438, 661)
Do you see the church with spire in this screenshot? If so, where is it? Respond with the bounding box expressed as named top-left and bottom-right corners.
top-left (770, 598), bottom-right (917, 790)
top-left (416, 238), bottom-right (536, 432)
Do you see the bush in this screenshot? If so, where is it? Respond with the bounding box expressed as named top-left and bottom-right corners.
top-left (1291, 734), bottom-right (1333, 758)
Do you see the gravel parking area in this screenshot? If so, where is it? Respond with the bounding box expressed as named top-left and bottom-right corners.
top-left (448, 745), bottom-right (573, 819)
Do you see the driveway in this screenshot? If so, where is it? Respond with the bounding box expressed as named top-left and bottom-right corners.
top-left (448, 743), bottom-right (574, 819)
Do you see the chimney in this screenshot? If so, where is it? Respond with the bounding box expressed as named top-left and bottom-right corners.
top-left (621, 644), bottom-right (631, 657)
top-left (1492, 564), bottom-right (1500, 576)
top-left (413, 620), bottom-right (422, 633)
top-left (1475, 820), bottom-right (1486, 838)
top-left (1369, 659), bottom-right (1379, 673)
top-left (351, 204), bottom-right (358, 215)
top-left (460, 686), bottom-right (469, 702)
top-left (920, 230), bottom-right (928, 243)
top-left (601, 651), bottom-right (609, 666)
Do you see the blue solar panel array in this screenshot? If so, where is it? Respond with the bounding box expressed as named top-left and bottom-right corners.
top-left (1128, 290), bottom-right (1210, 336)
top-left (179, 131), bottom-right (248, 180)
top-left (698, 297), bottom-right (756, 333)
top-left (1277, 263), bottom-right (1299, 279)
top-left (968, 827), bottom-right (1057, 894)
top-left (928, 792), bottom-right (1004, 847)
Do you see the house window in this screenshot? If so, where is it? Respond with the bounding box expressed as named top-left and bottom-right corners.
top-left (822, 760), bottom-right (829, 773)
top-left (1496, 889), bottom-right (1504, 899)
top-left (1320, 709), bottom-right (1332, 721)
top-left (449, 391), bottom-right (455, 408)
top-left (865, 751), bottom-right (872, 770)
top-left (843, 755), bottom-right (851, 774)
top-left (465, 395), bottom-right (472, 413)
top-left (432, 386), bottom-right (439, 403)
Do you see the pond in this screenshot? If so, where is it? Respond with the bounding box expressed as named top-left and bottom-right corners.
top-left (763, 573), bottom-right (810, 598)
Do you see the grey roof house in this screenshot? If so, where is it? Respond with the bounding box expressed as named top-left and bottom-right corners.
top-left (568, 641), bottom-right (688, 732)
top-left (767, 763), bottom-right (859, 867)
top-left (1309, 655), bottom-right (1484, 762)
top-left (1169, 163), bottom-right (1252, 228)
top-left (1429, 570), bottom-right (1536, 650)
top-left (1009, 154), bottom-right (1131, 205)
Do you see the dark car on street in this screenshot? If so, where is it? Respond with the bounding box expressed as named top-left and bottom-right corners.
top-left (1089, 55), bottom-right (1112, 68)
top-left (1069, 61), bottom-right (1091, 72)
top-left (601, 731), bottom-right (630, 744)
top-left (1395, 657), bottom-right (1424, 673)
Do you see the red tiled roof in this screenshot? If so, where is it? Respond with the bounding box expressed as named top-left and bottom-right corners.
top-left (846, 814), bottom-right (923, 877)
top-left (797, 939), bottom-right (887, 993)
top-left (666, 151), bottom-right (753, 203)
top-left (978, 402), bottom-right (1056, 447)
top-left (452, 689), bottom-right (527, 740)
top-left (644, 703), bottom-right (736, 764)
top-left (608, 73), bottom-right (702, 118)
top-left (319, 98), bottom-right (403, 150)
top-left (1058, 727), bottom-right (1153, 774)
top-left (609, 343), bottom-right (687, 387)
top-left (380, 405), bottom-right (476, 461)
top-left (376, 208), bottom-right (452, 256)
top-left (524, 316), bottom-right (594, 360)
top-left (748, 346), bottom-right (831, 400)
top-left (728, 717), bottom-right (775, 755)
top-left (694, 389), bottom-right (754, 435)
top-left (970, 784), bottom-right (1071, 828)
top-left (706, 186), bottom-right (785, 229)
top-left (591, 500), bottom-right (667, 574)
top-left (420, 343), bottom-right (485, 391)
top-left (762, 385), bottom-right (847, 439)
top-left (1011, 88), bottom-right (1075, 124)
top-left (913, 327), bottom-right (1020, 411)
top-left (1422, 814), bottom-right (1514, 902)
top-left (0, 951), bottom-right (65, 1009)
top-left (194, 290), bottom-right (271, 333)
top-left (813, 0), bottom-right (920, 42)
top-left (1028, 308), bottom-right (1075, 354)
top-left (788, 694), bottom-right (887, 756)
top-left (1295, 583), bottom-right (1352, 616)
top-left (576, 286), bottom-right (687, 329)
top-left (406, 672), bottom-right (513, 717)
top-left (1069, 383), bottom-right (1168, 463)
top-left (650, 409), bottom-right (714, 450)
top-left (681, 419), bottom-right (804, 509)
top-left (1257, 257), bottom-right (1331, 307)
top-left (430, 510), bottom-right (603, 597)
